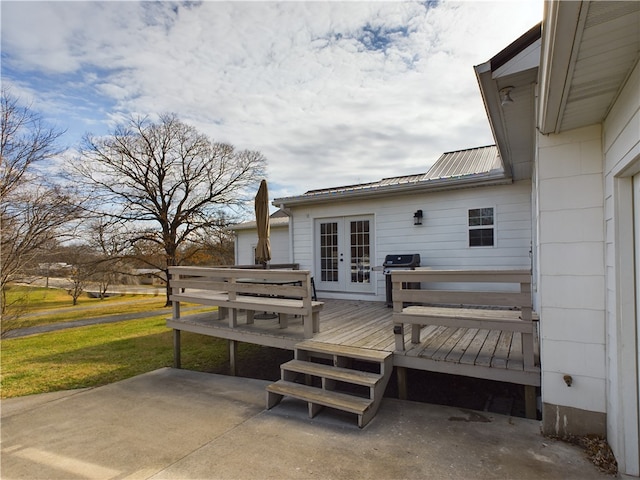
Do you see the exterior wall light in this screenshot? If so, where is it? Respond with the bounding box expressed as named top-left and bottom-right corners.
top-left (413, 209), bottom-right (423, 225)
top-left (499, 86), bottom-right (514, 106)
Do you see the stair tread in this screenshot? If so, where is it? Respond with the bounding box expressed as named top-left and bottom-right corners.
top-left (282, 360), bottom-right (381, 387)
top-left (296, 341), bottom-right (392, 362)
top-left (267, 380), bottom-right (373, 414)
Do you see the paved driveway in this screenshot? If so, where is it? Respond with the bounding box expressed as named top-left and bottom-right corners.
top-left (1, 368), bottom-right (609, 479)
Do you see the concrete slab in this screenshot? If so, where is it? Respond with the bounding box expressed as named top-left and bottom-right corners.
top-left (1, 368), bottom-right (609, 479)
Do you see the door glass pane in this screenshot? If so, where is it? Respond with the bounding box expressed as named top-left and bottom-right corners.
top-left (350, 220), bottom-right (370, 284)
top-left (320, 222), bottom-right (338, 282)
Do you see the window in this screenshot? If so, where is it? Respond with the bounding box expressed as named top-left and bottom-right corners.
top-left (468, 207), bottom-right (494, 247)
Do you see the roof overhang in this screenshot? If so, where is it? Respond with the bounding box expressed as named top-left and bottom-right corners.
top-left (274, 171), bottom-right (511, 208)
top-left (474, 23), bottom-right (541, 181)
top-left (231, 216), bottom-right (289, 232)
top-left (538, 1), bottom-right (640, 135)
top-left (537, 1), bottom-right (583, 134)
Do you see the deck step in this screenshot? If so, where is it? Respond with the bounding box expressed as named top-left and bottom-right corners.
top-left (267, 339), bottom-right (394, 428)
top-left (281, 360), bottom-right (381, 387)
top-left (296, 340), bottom-right (392, 362)
top-left (267, 380), bottom-right (372, 415)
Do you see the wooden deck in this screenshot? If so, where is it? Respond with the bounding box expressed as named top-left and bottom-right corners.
top-left (167, 298), bottom-right (540, 387)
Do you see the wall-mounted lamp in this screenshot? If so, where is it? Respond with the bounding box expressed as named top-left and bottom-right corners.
top-left (413, 209), bottom-right (423, 226)
top-left (499, 86), bottom-right (514, 106)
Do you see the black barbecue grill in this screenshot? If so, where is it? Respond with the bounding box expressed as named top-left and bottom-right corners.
top-left (383, 253), bottom-right (421, 307)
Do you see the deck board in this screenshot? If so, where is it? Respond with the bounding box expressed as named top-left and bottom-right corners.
top-left (491, 331), bottom-right (513, 368)
top-left (507, 332), bottom-right (524, 371)
top-left (432, 326), bottom-right (469, 362)
top-left (169, 298), bottom-right (540, 386)
top-left (459, 329), bottom-right (489, 366)
top-left (476, 330), bottom-right (501, 367)
top-left (445, 328), bottom-right (479, 364)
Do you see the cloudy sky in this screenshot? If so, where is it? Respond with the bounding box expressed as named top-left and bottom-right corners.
top-left (2, 0), bottom-right (542, 201)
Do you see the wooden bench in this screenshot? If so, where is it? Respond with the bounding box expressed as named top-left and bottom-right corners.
top-left (392, 269), bottom-right (537, 367)
top-left (169, 267), bottom-right (324, 338)
top-left (391, 269), bottom-right (539, 417)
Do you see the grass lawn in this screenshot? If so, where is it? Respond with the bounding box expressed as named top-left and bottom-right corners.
top-left (1, 290), bottom-right (292, 400)
top-left (1, 315), bottom-right (291, 399)
top-left (5, 285), bottom-right (159, 311)
top-left (4, 285), bottom-right (169, 329)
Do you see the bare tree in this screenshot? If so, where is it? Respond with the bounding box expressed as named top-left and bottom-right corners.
top-left (73, 114), bottom-right (266, 305)
top-left (0, 90), bottom-right (81, 329)
top-left (0, 90), bottom-right (64, 199)
top-left (192, 226), bottom-right (235, 266)
top-left (62, 245), bottom-right (95, 305)
top-left (86, 219), bottom-right (129, 298)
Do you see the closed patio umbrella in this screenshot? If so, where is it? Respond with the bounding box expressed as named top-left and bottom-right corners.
top-left (254, 179), bottom-right (271, 267)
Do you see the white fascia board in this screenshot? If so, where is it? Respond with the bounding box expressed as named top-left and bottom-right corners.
top-left (273, 172), bottom-right (511, 208)
top-left (538, 0), bottom-right (585, 134)
top-left (474, 63), bottom-right (512, 178)
top-left (231, 217), bottom-right (289, 232)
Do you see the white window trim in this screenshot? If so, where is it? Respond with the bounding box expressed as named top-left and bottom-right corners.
top-left (468, 206), bottom-right (496, 248)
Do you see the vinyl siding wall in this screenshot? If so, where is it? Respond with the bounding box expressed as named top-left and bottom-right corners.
top-left (535, 124), bottom-right (607, 418)
top-left (288, 180), bottom-right (532, 301)
top-left (235, 226), bottom-right (290, 266)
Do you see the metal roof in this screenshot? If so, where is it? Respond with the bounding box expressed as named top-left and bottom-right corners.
top-left (425, 145), bottom-right (502, 179)
top-left (274, 145), bottom-right (507, 207)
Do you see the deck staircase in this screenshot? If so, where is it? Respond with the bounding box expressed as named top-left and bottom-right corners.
top-left (266, 340), bottom-right (393, 428)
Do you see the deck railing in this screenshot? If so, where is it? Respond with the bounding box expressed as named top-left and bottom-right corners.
top-left (391, 268), bottom-right (539, 418)
top-left (168, 266), bottom-right (323, 337)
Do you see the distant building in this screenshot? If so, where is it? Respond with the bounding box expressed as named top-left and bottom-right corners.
top-left (232, 209), bottom-right (291, 266)
top-left (133, 269), bottom-right (166, 285)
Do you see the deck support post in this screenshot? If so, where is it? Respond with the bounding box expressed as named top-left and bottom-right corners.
top-left (524, 385), bottom-right (537, 419)
top-left (397, 366), bottom-right (408, 400)
top-left (228, 340), bottom-right (238, 376)
top-left (173, 329), bottom-right (181, 369)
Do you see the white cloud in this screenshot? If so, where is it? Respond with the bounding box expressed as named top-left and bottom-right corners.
top-left (1, 0), bottom-right (543, 199)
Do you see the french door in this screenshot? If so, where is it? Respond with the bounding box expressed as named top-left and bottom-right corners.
top-left (315, 216), bottom-right (373, 293)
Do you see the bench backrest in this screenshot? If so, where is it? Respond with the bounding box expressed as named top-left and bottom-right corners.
top-left (211, 263), bottom-right (300, 270)
top-left (391, 269), bottom-right (532, 319)
top-left (169, 266), bottom-right (314, 309)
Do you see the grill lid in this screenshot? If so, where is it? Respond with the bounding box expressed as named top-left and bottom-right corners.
top-left (382, 254), bottom-right (421, 267)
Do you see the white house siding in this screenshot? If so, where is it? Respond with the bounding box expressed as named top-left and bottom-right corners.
top-left (235, 225), bottom-right (290, 265)
top-left (288, 180), bottom-right (532, 301)
top-left (535, 124), bottom-right (607, 437)
top-left (291, 214), bottom-right (313, 271)
top-left (602, 60), bottom-right (640, 476)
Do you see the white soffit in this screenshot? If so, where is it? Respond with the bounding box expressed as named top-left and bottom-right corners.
top-left (493, 39), bottom-right (541, 79)
top-left (540, 1), bottom-right (640, 134)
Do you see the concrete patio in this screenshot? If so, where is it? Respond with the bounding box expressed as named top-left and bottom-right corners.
top-left (1, 368), bottom-right (609, 479)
